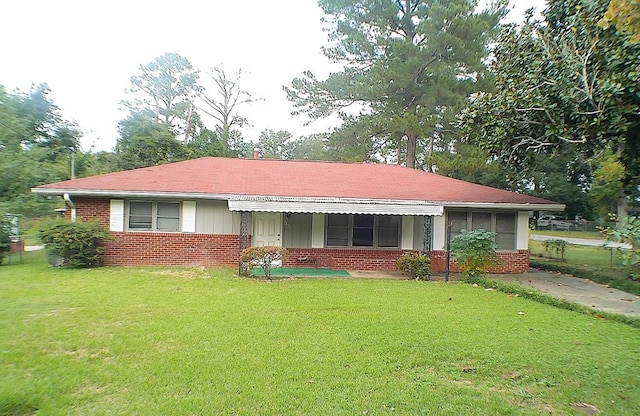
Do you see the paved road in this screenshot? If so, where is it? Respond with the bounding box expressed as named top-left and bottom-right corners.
top-left (530, 234), bottom-right (631, 249)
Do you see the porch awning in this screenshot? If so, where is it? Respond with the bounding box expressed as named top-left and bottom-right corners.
top-left (228, 197), bottom-right (443, 216)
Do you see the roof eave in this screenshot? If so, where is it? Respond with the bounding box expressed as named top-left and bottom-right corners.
top-left (32, 188), bottom-right (565, 211)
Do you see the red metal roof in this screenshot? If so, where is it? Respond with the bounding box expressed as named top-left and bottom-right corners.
top-left (34, 157), bottom-right (558, 205)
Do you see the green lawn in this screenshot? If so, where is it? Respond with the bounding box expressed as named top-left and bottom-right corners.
top-left (2, 252), bottom-right (640, 415)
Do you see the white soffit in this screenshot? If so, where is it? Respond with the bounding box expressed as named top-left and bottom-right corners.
top-left (227, 199), bottom-right (444, 216)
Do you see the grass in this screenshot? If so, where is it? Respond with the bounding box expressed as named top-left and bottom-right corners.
top-left (2, 251), bottom-right (640, 415)
top-left (250, 267), bottom-right (351, 278)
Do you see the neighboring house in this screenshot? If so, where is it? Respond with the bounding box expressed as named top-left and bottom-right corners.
top-left (32, 157), bottom-right (564, 273)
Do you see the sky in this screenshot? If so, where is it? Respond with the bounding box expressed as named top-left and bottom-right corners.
top-left (2, 0), bottom-right (546, 152)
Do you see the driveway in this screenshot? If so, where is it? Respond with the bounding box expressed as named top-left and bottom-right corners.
top-left (488, 269), bottom-right (640, 317)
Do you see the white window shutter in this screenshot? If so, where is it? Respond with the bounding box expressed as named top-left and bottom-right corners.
top-left (110, 200), bottom-right (124, 232)
top-left (182, 201), bottom-right (196, 233)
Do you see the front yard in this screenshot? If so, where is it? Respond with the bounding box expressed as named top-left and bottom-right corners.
top-left (1, 251), bottom-right (639, 415)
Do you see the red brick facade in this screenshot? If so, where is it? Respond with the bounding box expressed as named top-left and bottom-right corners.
top-left (104, 232), bottom-right (240, 267)
top-left (285, 248), bottom-right (410, 271)
top-left (429, 250), bottom-right (530, 274)
top-left (68, 197), bottom-right (529, 272)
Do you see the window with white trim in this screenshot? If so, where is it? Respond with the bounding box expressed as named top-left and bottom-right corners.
top-left (326, 214), bottom-right (400, 248)
top-left (447, 211), bottom-right (516, 250)
top-left (127, 201), bottom-right (181, 232)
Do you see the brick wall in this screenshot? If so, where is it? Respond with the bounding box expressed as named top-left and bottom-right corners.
top-left (69, 197), bottom-right (530, 272)
top-left (104, 232), bottom-right (240, 267)
top-left (69, 198), bottom-right (110, 226)
top-left (430, 250), bottom-right (530, 274)
top-left (285, 248), bottom-right (412, 271)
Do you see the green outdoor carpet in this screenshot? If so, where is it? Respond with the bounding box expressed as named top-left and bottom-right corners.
top-left (250, 267), bottom-right (350, 278)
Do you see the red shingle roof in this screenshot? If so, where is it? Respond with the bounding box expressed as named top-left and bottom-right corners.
top-left (35, 157), bottom-right (558, 205)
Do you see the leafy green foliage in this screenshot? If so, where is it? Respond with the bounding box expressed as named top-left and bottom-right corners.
top-left (115, 111), bottom-right (191, 169)
top-left (123, 52), bottom-right (200, 128)
top-left (601, 214), bottom-right (640, 279)
top-left (256, 129), bottom-right (293, 159)
top-left (543, 239), bottom-right (568, 261)
top-left (598, 0), bottom-right (640, 42)
top-left (286, 0), bottom-right (507, 167)
top-left (0, 84), bottom-right (83, 216)
top-left (450, 229), bottom-right (500, 278)
top-left (463, 0), bottom-right (640, 199)
top-left (39, 219), bottom-right (112, 268)
top-left (397, 252), bottom-right (431, 280)
top-left (240, 246), bottom-right (288, 279)
top-left (0, 217), bottom-right (12, 265)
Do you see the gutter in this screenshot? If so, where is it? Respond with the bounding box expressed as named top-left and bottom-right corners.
top-left (63, 193), bottom-right (76, 222)
top-left (33, 188), bottom-right (565, 212)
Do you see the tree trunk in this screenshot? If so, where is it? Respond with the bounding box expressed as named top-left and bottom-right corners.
top-left (406, 132), bottom-right (417, 169)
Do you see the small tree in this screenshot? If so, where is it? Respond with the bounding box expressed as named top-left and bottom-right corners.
top-left (450, 229), bottom-right (501, 279)
top-left (601, 214), bottom-right (640, 279)
top-left (240, 246), bottom-right (288, 280)
top-left (543, 239), bottom-right (568, 261)
top-left (40, 219), bottom-right (112, 268)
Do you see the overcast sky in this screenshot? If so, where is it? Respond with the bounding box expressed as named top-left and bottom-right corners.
top-left (2, 0), bottom-right (546, 152)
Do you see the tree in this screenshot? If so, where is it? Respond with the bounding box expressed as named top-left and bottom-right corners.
top-left (115, 111), bottom-right (190, 170)
top-left (598, 0), bottom-right (640, 43)
top-left (0, 84), bottom-right (82, 216)
top-left (590, 151), bottom-right (626, 219)
top-left (285, 0), bottom-right (507, 168)
top-left (123, 53), bottom-right (200, 139)
top-left (289, 133), bottom-right (334, 161)
top-left (462, 1), bottom-right (640, 209)
top-left (256, 129), bottom-right (293, 159)
top-left (199, 67), bottom-right (260, 154)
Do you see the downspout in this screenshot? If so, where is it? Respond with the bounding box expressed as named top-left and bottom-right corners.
top-left (63, 193), bottom-right (76, 222)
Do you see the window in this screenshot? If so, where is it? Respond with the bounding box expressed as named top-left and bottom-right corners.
top-left (326, 214), bottom-right (400, 248)
top-left (447, 211), bottom-right (516, 250)
top-left (128, 201), bottom-right (181, 232)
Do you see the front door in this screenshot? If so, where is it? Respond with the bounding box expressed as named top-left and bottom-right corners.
top-left (252, 212), bottom-right (282, 247)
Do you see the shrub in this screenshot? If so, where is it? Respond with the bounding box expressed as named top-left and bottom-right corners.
top-left (0, 217), bottom-right (11, 265)
top-left (450, 229), bottom-right (501, 279)
top-left (397, 252), bottom-right (431, 280)
top-left (39, 219), bottom-right (112, 268)
top-left (240, 246), bottom-right (288, 279)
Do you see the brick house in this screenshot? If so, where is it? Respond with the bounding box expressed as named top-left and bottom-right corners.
top-left (32, 157), bottom-right (563, 273)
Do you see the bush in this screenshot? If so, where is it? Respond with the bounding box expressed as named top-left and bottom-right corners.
top-left (39, 219), bottom-right (112, 268)
top-left (397, 252), bottom-right (431, 280)
top-left (450, 229), bottom-right (501, 279)
top-left (240, 246), bottom-right (288, 279)
top-left (0, 217), bottom-right (11, 265)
